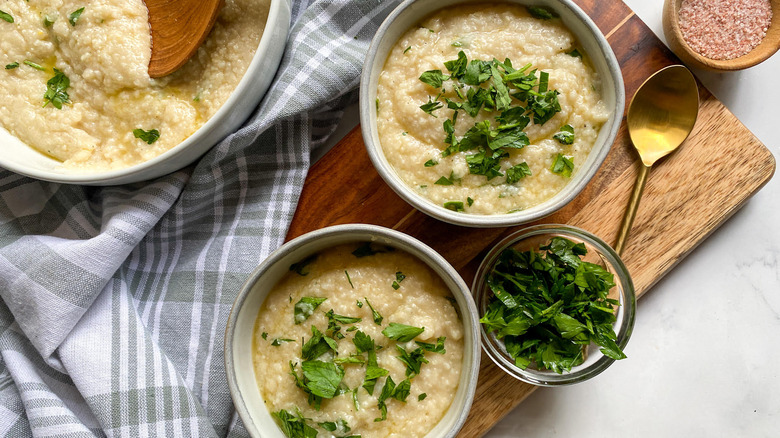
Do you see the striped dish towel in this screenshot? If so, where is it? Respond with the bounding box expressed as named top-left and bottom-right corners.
top-left (0, 0), bottom-right (399, 436)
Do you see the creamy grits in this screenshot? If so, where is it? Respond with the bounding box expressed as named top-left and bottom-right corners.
top-left (0, 0), bottom-right (269, 169)
top-left (253, 243), bottom-right (464, 438)
top-left (377, 3), bottom-right (609, 215)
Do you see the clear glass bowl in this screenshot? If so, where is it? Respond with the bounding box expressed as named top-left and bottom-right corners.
top-left (473, 224), bottom-right (636, 386)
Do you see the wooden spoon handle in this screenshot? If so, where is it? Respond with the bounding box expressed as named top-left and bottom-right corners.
top-left (614, 163), bottom-right (650, 256)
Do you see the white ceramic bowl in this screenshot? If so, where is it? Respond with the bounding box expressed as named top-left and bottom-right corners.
top-left (0, 0), bottom-right (291, 185)
top-left (225, 224), bottom-right (481, 438)
top-left (360, 0), bottom-right (625, 227)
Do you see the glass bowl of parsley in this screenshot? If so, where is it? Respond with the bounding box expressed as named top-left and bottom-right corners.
top-left (473, 224), bottom-right (635, 385)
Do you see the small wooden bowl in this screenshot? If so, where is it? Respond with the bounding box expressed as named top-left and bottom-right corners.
top-left (663, 0), bottom-right (780, 71)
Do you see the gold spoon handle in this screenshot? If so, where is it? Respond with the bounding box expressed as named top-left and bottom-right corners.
top-left (614, 164), bottom-right (650, 256)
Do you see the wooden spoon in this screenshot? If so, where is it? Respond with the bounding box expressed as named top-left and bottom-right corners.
top-left (613, 65), bottom-right (699, 255)
top-left (145, 0), bottom-right (224, 78)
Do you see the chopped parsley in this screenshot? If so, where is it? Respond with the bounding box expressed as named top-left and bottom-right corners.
top-left (261, 332), bottom-right (268, 340)
top-left (479, 237), bottom-right (626, 373)
top-left (68, 7), bottom-right (85, 26)
top-left (271, 338), bottom-right (295, 346)
top-left (443, 201), bottom-right (465, 212)
top-left (43, 69), bottom-right (71, 109)
top-left (403, 46), bottom-right (411, 54)
top-left (364, 297), bottom-right (383, 325)
top-left (345, 270), bottom-right (354, 288)
top-left (273, 409), bottom-right (318, 438)
top-left (381, 322), bottom-right (424, 342)
top-left (505, 162), bottom-right (532, 184)
top-left (352, 242), bottom-right (392, 258)
top-left (290, 254), bottom-right (317, 276)
top-left (133, 128), bottom-right (160, 145)
top-left (550, 153), bottom-right (574, 178)
top-left (395, 345), bottom-right (429, 377)
top-left (553, 124), bottom-right (575, 145)
top-left (293, 297), bottom-right (327, 324)
top-left (467, 197), bottom-right (474, 206)
top-left (418, 393), bottom-right (427, 401)
top-left (424, 159), bottom-right (438, 167)
top-left (415, 336), bottom-right (446, 354)
top-left (391, 271), bottom-right (405, 290)
top-left (527, 6), bottom-right (557, 20)
top-left (24, 60), bottom-right (45, 71)
top-left (43, 15), bottom-right (55, 27)
top-left (567, 48), bottom-right (582, 58)
top-left (0, 10), bottom-right (13, 23)
top-left (5, 62), bottom-right (19, 70)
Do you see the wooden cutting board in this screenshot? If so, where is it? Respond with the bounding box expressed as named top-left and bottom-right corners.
top-left (285, 0), bottom-right (776, 435)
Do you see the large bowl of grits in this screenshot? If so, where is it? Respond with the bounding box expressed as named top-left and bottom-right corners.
top-left (0, 0), bottom-right (291, 185)
top-left (360, 0), bottom-right (624, 227)
top-left (225, 224), bottom-right (481, 437)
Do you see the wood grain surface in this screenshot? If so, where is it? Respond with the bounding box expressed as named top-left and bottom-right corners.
top-left (285, 0), bottom-right (777, 435)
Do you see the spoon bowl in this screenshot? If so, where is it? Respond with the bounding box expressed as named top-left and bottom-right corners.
top-left (614, 65), bottom-right (699, 254)
top-left (146, 0), bottom-right (224, 78)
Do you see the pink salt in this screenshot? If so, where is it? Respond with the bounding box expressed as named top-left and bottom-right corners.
top-left (678, 0), bottom-right (773, 60)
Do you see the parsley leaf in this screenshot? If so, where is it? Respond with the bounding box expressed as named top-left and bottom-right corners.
top-left (364, 297), bottom-right (383, 325)
top-left (0, 10), bottom-right (13, 23)
top-left (527, 6), bottom-right (557, 19)
top-left (419, 70), bottom-right (449, 88)
top-left (345, 270), bottom-right (354, 288)
top-left (391, 271), bottom-right (405, 290)
top-left (420, 95), bottom-right (443, 116)
top-left (133, 128), bottom-right (160, 145)
top-left (352, 242), bottom-right (392, 258)
top-left (273, 409), bottom-right (318, 438)
top-left (5, 62), bottom-right (19, 70)
top-left (301, 325), bottom-right (337, 360)
top-left (550, 153), bottom-right (574, 177)
top-left (415, 336), bottom-right (446, 354)
top-left (424, 159), bottom-right (438, 167)
top-left (553, 124), bottom-right (575, 145)
top-left (43, 69), bottom-right (71, 109)
top-left (271, 338), bottom-right (295, 346)
top-left (567, 48), bottom-right (582, 58)
top-left (443, 201), bottom-right (465, 212)
top-left (294, 297), bottom-right (327, 324)
top-left (418, 393), bottom-right (427, 401)
top-left (24, 60), bottom-right (45, 71)
top-left (68, 7), bottom-right (85, 26)
top-left (443, 51), bottom-right (468, 79)
top-left (301, 360), bottom-right (345, 399)
top-left (382, 322), bottom-right (424, 342)
top-left (506, 162), bottom-right (532, 184)
top-left (289, 254), bottom-right (317, 276)
top-left (396, 345), bottom-right (429, 377)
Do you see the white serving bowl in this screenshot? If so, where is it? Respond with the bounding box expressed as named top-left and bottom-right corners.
top-left (0, 0), bottom-right (291, 185)
top-left (225, 224), bottom-right (481, 438)
top-left (360, 0), bottom-right (625, 227)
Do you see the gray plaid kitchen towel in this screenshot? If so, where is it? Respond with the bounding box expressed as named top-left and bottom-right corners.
top-left (0, 0), bottom-right (399, 436)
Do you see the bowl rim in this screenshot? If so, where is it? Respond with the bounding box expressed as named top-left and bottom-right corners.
top-left (359, 0), bottom-right (626, 228)
top-left (0, 0), bottom-right (291, 185)
top-left (472, 223), bottom-right (636, 386)
top-left (224, 223), bottom-right (482, 437)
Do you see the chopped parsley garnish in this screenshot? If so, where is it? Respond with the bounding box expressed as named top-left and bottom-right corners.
top-left (567, 48), bottom-right (582, 58)
top-left (133, 128), bottom-right (160, 145)
top-left (415, 336), bottom-right (446, 354)
top-left (479, 237), bottom-right (626, 373)
top-left (527, 6), bottom-right (557, 20)
top-left (505, 162), bottom-right (532, 184)
top-left (325, 309), bottom-right (361, 339)
top-left (420, 51), bottom-right (563, 186)
top-left (290, 254), bottom-right (317, 276)
top-left (345, 270), bottom-right (354, 288)
top-left (382, 322), bottom-right (424, 342)
top-left (273, 409), bottom-right (318, 438)
top-left (301, 325), bottom-right (337, 360)
top-left (374, 376), bottom-right (411, 422)
top-left (43, 15), bottom-right (55, 27)
top-left (352, 242), bottom-right (392, 258)
top-left (364, 297), bottom-right (383, 325)
top-left (396, 345), bottom-right (429, 377)
top-left (443, 201), bottom-right (464, 212)
top-left (403, 46), bottom-right (411, 54)
top-left (353, 331), bottom-right (388, 395)
top-left (261, 332), bottom-right (268, 340)
top-left (424, 159), bottom-right (438, 167)
top-left (0, 10), bottom-right (13, 23)
top-left (68, 7), bottom-right (85, 26)
top-left (5, 62), bottom-right (19, 70)
top-left (467, 197), bottom-right (474, 206)
top-left (300, 360), bottom-right (345, 399)
top-left (294, 297), bottom-right (327, 324)
top-left (418, 393), bottom-right (427, 401)
top-left (550, 153), bottom-right (574, 177)
top-left (24, 60), bottom-right (45, 71)
top-left (319, 419), bottom-right (351, 434)
top-left (271, 338), bottom-right (295, 346)
top-left (553, 124), bottom-right (575, 145)
top-left (43, 69), bottom-right (71, 109)
top-left (391, 271), bottom-right (405, 290)
top-left (356, 300), bottom-right (363, 308)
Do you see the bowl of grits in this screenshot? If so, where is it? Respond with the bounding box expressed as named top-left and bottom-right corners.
top-left (360, 0), bottom-right (624, 227)
top-left (0, 0), bottom-right (291, 185)
top-left (225, 224), bottom-right (481, 437)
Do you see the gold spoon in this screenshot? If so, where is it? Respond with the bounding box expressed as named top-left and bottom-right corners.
top-left (614, 65), bottom-right (699, 255)
top-left (145, 0), bottom-right (224, 78)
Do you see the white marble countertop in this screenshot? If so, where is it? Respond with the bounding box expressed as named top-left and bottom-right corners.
top-left (321, 1), bottom-right (779, 435)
